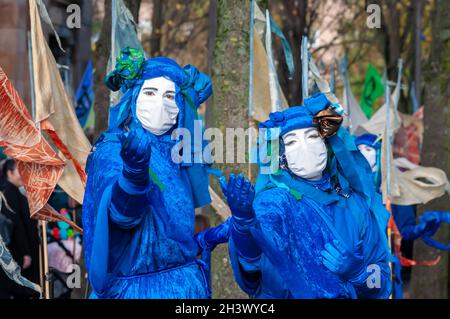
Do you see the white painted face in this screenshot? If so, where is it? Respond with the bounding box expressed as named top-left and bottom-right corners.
top-left (282, 128), bottom-right (328, 180)
top-left (136, 77), bottom-right (179, 135)
top-left (358, 144), bottom-right (377, 172)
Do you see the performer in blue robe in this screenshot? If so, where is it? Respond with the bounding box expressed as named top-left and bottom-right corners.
top-left (221, 93), bottom-right (392, 299)
top-left (354, 133), bottom-right (444, 242)
top-left (355, 133), bottom-right (449, 298)
top-left (82, 48), bottom-right (229, 299)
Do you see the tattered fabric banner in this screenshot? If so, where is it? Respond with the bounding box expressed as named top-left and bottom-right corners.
top-left (0, 233), bottom-right (41, 296)
top-left (251, 3), bottom-right (289, 122)
top-left (29, 0), bottom-right (91, 205)
top-left (339, 57), bottom-right (369, 133)
top-left (394, 107), bottom-right (423, 164)
top-left (0, 66), bottom-right (81, 232)
top-left (109, 0), bottom-right (146, 107)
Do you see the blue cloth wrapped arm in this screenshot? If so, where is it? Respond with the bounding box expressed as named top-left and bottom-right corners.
top-left (229, 189), bottom-right (320, 298)
top-left (351, 209), bottom-right (392, 299)
top-left (109, 173), bottom-right (151, 229)
top-left (108, 126), bottom-right (153, 228)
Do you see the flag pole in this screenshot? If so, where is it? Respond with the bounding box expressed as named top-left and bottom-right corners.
top-left (28, 28), bottom-right (50, 299)
top-left (110, 0), bottom-right (117, 109)
top-left (301, 35), bottom-right (309, 103)
top-left (265, 10), bottom-right (282, 113)
top-left (72, 208), bottom-right (77, 263)
top-left (339, 56), bottom-right (352, 131)
top-left (330, 57), bottom-right (336, 94)
top-left (383, 68), bottom-right (394, 299)
top-left (247, 0), bottom-right (255, 180)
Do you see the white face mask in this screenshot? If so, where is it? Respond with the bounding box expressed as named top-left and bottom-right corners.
top-left (358, 144), bottom-right (377, 172)
top-left (136, 77), bottom-right (179, 135)
top-left (282, 128), bottom-right (328, 180)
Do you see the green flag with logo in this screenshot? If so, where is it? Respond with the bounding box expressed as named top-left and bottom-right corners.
top-left (360, 64), bottom-right (384, 118)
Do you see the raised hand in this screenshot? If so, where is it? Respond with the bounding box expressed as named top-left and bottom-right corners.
top-left (321, 239), bottom-right (366, 283)
top-left (220, 174), bottom-right (261, 260)
top-left (194, 218), bottom-right (231, 253)
top-left (219, 173), bottom-right (255, 221)
top-left (119, 126), bottom-right (153, 188)
top-left (417, 211), bottom-right (442, 237)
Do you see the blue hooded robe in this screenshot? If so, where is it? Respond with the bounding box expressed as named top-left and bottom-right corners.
top-left (82, 51), bottom-right (214, 298)
top-left (354, 133), bottom-right (419, 299)
top-left (228, 94), bottom-right (392, 299)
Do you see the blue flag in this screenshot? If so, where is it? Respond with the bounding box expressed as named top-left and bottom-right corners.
top-left (74, 60), bottom-right (94, 128)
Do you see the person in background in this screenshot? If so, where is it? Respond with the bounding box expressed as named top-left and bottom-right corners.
top-left (0, 158), bottom-right (40, 298)
top-left (354, 133), bottom-right (447, 298)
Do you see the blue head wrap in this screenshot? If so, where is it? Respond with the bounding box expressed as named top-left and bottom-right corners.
top-left (354, 133), bottom-right (381, 150)
top-left (354, 133), bottom-right (382, 189)
top-left (259, 93), bottom-right (337, 138)
top-left (103, 47), bottom-right (213, 207)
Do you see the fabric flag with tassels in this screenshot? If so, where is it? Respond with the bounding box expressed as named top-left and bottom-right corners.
top-left (250, 3), bottom-right (292, 122)
top-left (0, 66), bottom-right (82, 233)
top-left (339, 57), bottom-right (369, 133)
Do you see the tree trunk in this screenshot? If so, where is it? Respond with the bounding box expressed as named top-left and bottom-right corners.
top-left (210, 0), bottom-right (254, 181)
top-left (410, 0), bottom-right (450, 299)
top-left (275, 0), bottom-right (308, 106)
top-left (93, 0), bottom-right (112, 140)
top-left (207, 0), bottom-right (260, 298)
top-left (384, 0), bottom-right (401, 79)
top-left (149, 0), bottom-right (163, 56)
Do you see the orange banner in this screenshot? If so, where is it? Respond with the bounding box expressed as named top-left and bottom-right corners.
top-left (0, 65), bottom-right (71, 226)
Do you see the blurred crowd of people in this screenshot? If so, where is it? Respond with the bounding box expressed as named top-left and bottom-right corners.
top-left (0, 149), bottom-right (84, 299)
top-left (0, 155), bottom-right (40, 298)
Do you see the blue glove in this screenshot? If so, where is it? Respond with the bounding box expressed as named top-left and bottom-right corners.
top-left (118, 126), bottom-right (153, 191)
top-left (219, 173), bottom-right (255, 222)
top-left (418, 211), bottom-right (442, 237)
top-left (421, 211), bottom-right (450, 251)
top-left (403, 211), bottom-right (441, 240)
top-left (220, 174), bottom-right (261, 259)
top-left (194, 218), bottom-right (231, 254)
top-left (321, 239), bottom-right (366, 284)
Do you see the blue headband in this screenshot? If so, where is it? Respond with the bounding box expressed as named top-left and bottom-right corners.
top-left (259, 93), bottom-right (333, 137)
top-left (354, 133), bottom-right (381, 150)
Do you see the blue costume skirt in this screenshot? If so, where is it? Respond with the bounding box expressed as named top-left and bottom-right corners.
top-left (89, 260), bottom-right (210, 299)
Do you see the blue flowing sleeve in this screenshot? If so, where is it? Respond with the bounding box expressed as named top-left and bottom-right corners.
top-left (83, 134), bottom-right (121, 272)
top-left (228, 188), bottom-right (293, 296)
top-left (82, 133), bottom-right (151, 295)
top-left (230, 187), bottom-right (342, 298)
top-left (391, 204), bottom-right (417, 240)
top-left (109, 171), bottom-right (151, 229)
top-left (353, 196), bottom-right (392, 299)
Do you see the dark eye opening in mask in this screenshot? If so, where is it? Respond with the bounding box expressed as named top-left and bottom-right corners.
top-left (163, 91), bottom-right (176, 100)
top-left (142, 87), bottom-right (157, 96)
top-left (284, 139), bottom-right (295, 146)
top-left (304, 128), bottom-right (321, 141)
